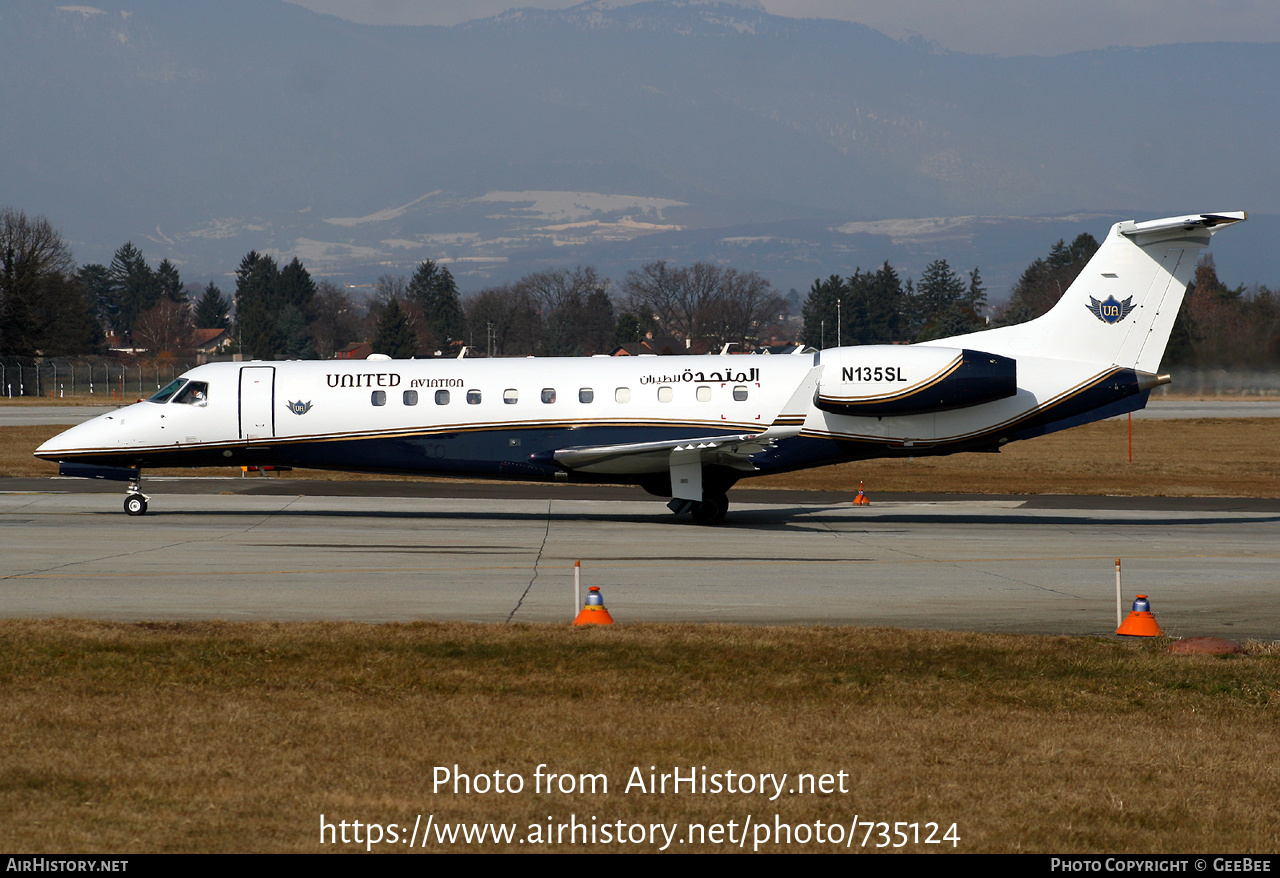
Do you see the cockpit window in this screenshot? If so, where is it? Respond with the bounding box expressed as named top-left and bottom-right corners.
top-left (148, 378), bottom-right (187, 403)
top-left (172, 381), bottom-right (209, 406)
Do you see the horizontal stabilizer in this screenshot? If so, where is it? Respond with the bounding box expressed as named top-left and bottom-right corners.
top-left (1120, 211), bottom-right (1246, 238)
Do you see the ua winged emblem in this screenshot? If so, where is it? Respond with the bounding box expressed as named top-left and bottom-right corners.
top-left (287, 400), bottom-right (313, 415)
top-left (1087, 295), bottom-right (1136, 324)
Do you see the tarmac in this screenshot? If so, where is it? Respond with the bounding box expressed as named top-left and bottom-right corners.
top-left (2, 477), bottom-right (1277, 639)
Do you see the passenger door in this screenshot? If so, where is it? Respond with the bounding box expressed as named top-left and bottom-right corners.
top-left (239, 366), bottom-right (275, 440)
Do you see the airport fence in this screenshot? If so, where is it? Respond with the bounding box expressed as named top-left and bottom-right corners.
top-left (3, 358), bottom-right (1278, 401)
top-left (0, 356), bottom-right (200, 400)
top-left (1155, 369), bottom-right (1280, 397)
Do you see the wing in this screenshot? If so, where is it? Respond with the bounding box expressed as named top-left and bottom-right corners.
top-left (541, 365), bottom-right (822, 498)
top-left (548, 431), bottom-right (786, 475)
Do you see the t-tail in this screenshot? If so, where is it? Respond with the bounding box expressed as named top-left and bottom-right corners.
top-left (927, 211), bottom-right (1247, 375)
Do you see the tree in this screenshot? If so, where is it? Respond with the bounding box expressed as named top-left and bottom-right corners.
top-left (277, 257), bottom-right (316, 313)
top-left (107, 242), bottom-right (161, 340)
top-left (912, 258), bottom-right (984, 341)
top-left (372, 297), bottom-right (417, 358)
top-left (515, 266), bottom-right (614, 355)
top-left (234, 251), bottom-right (281, 359)
top-left (800, 275), bottom-right (844, 348)
top-left (1, 208), bottom-right (101, 360)
top-left (310, 280), bottom-right (362, 359)
top-left (134, 298), bottom-right (194, 355)
top-left (621, 260), bottom-right (782, 350)
top-left (194, 282), bottom-right (231, 329)
top-left (157, 259), bottom-right (185, 304)
top-left (77, 263), bottom-right (115, 329)
top-left (409, 260), bottom-right (466, 352)
top-left (27, 272), bottom-right (105, 357)
top-left (998, 233), bottom-right (1099, 326)
top-left (464, 284), bottom-right (540, 356)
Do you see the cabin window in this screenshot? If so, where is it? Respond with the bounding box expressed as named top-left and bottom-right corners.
top-left (173, 381), bottom-right (208, 406)
top-left (403, 390), bottom-right (418, 406)
top-left (733, 385), bottom-right (748, 402)
top-left (435, 389), bottom-right (450, 405)
top-left (149, 378), bottom-right (186, 404)
top-left (467, 389), bottom-right (481, 405)
top-left (579, 388), bottom-right (594, 404)
top-left (504, 388), bottom-right (518, 405)
top-left (541, 388), bottom-right (556, 404)
top-left (371, 390), bottom-right (387, 406)
top-left (657, 386), bottom-right (673, 403)
top-left (696, 385), bottom-right (711, 402)
top-left (615, 387), bottom-right (630, 403)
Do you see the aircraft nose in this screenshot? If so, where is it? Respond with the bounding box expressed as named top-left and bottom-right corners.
top-left (34, 413), bottom-right (125, 459)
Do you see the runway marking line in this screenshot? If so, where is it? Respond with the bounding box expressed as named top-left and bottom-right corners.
top-left (4, 551), bottom-right (1278, 580)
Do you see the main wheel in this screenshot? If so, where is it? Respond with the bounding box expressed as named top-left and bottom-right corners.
top-left (691, 493), bottom-right (728, 526)
top-left (124, 495), bottom-right (147, 516)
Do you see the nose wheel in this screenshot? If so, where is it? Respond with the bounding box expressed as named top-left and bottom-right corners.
top-left (124, 479), bottom-right (150, 516)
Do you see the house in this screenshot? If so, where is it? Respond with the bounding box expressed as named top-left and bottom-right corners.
top-left (191, 328), bottom-right (233, 355)
top-left (335, 342), bottom-right (373, 360)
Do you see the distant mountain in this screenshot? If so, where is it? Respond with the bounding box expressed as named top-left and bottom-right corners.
top-left (1, 0), bottom-right (1275, 294)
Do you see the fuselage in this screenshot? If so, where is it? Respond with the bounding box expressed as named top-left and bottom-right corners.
top-left (34, 347), bottom-right (1150, 488)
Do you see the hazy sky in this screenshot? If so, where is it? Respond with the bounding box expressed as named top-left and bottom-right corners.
top-left (285, 0), bottom-right (1280, 55)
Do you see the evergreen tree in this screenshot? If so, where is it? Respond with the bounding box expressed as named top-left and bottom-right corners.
top-left (966, 266), bottom-right (986, 313)
top-left (234, 250), bottom-right (281, 359)
top-left (863, 261), bottom-right (905, 343)
top-left (372, 297), bottom-right (417, 358)
top-left (800, 275), bottom-right (845, 348)
top-left (409, 260), bottom-right (466, 349)
top-left (277, 257), bottom-right (316, 313)
top-left (157, 259), bottom-right (185, 303)
top-left (107, 242), bottom-right (161, 340)
top-left (76, 263), bottom-right (114, 330)
top-left (914, 258), bottom-right (982, 341)
top-left (194, 282), bottom-right (231, 329)
top-left (276, 304), bottom-right (316, 359)
top-left (998, 233), bottom-right (1098, 326)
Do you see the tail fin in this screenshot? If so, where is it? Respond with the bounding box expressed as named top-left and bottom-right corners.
top-left (938, 211), bottom-right (1246, 371)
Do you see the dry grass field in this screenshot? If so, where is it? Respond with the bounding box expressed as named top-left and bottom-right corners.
top-left (4, 415), bottom-right (1279, 497)
top-left (0, 621), bottom-right (1277, 853)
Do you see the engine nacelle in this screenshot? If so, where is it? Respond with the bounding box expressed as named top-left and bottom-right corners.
top-left (816, 346), bottom-right (1017, 416)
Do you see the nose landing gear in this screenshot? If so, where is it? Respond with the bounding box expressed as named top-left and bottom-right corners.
top-left (124, 477), bottom-right (150, 516)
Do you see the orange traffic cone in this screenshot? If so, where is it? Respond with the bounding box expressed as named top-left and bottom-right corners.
top-left (852, 480), bottom-right (870, 506)
top-left (1117, 594), bottom-right (1163, 637)
top-left (573, 585), bottom-right (615, 625)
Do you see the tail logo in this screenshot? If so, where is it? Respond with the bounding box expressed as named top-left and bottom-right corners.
top-left (287, 400), bottom-right (313, 415)
top-left (1087, 295), bottom-right (1136, 325)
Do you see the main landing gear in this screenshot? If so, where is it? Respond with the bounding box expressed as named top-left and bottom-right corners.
top-left (124, 476), bottom-right (150, 516)
top-left (669, 492), bottom-right (730, 525)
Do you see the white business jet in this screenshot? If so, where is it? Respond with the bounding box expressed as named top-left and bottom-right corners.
top-left (36, 211), bottom-right (1245, 523)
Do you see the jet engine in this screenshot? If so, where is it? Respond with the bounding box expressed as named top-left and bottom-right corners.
top-left (816, 346), bottom-right (1017, 416)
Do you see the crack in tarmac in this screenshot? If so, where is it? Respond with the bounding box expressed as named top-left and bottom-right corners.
top-left (506, 500), bottom-right (552, 624)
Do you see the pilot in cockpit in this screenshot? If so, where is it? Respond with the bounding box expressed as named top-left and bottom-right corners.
top-left (172, 381), bottom-right (209, 407)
